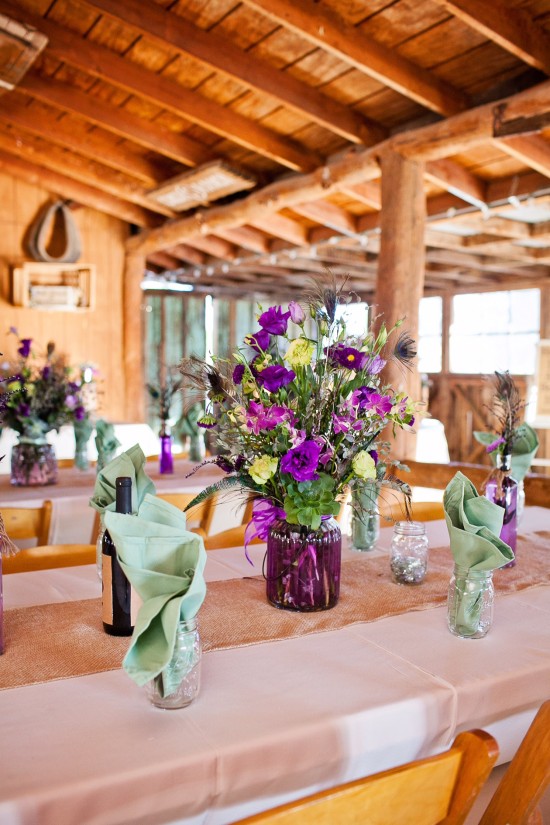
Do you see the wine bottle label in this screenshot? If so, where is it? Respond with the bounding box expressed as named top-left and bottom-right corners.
top-left (102, 556), bottom-right (114, 624)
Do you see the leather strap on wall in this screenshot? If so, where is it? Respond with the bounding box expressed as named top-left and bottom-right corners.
top-left (26, 200), bottom-right (82, 263)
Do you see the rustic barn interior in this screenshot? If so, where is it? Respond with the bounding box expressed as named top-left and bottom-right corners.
top-left (1, 0), bottom-right (549, 462)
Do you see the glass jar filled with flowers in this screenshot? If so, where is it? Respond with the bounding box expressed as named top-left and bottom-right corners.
top-left (0, 330), bottom-right (91, 486)
top-left (180, 281), bottom-right (418, 612)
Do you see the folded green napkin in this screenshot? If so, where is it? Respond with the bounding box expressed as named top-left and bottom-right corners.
top-left (104, 494), bottom-right (207, 694)
top-left (94, 418), bottom-right (121, 474)
top-left (474, 423), bottom-right (539, 481)
top-left (89, 444), bottom-right (155, 515)
top-left (444, 472), bottom-right (514, 636)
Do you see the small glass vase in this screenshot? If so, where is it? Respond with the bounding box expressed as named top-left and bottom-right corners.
top-left (266, 518), bottom-right (341, 611)
top-left (447, 565), bottom-right (494, 639)
top-left (159, 432), bottom-right (174, 474)
top-left (484, 453), bottom-right (517, 567)
top-left (10, 441), bottom-right (58, 487)
top-left (144, 618), bottom-right (202, 709)
top-left (188, 434), bottom-right (205, 463)
top-left (351, 486), bottom-right (380, 552)
top-left (390, 521), bottom-right (429, 585)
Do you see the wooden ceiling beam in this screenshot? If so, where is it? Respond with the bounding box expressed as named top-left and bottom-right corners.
top-left (0, 95), bottom-right (163, 185)
top-left (0, 149), bottom-right (159, 226)
top-left (166, 245), bottom-right (206, 266)
top-left (341, 181), bottom-right (381, 209)
top-left (0, 126), bottom-right (176, 218)
top-left (424, 159), bottom-right (488, 208)
top-left (9, 3), bottom-right (318, 172)
top-left (183, 235), bottom-right (238, 261)
top-left (291, 199), bottom-right (358, 237)
top-left (81, 0), bottom-right (385, 146)
top-left (129, 79), bottom-right (550, 256)
top-left (495, 135), bottom-right (550, 179)
top-left (433, 0), bottom-right (550, 74)
top-left (213, 226), bottom-right (271, 254)
top-left (146, 251), bottom-right (182, 271)
top-left (242, 0), bottom-right (469, 115)
top-left (19, 72), bottom-right (212, 168)
top-left (249, 214), bottom-right (309, 246)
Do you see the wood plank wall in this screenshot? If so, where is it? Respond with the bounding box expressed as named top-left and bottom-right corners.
top-left (0, 171), bottom-right (129, 421)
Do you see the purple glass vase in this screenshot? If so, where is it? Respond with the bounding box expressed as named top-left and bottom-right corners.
top-left (484, 453), bottom-right (517, 567)
top-left (0, 554), bottom-right (3, 655)
top-left (266, 518), bottom-right (341, 611)
top-left (159, 433), bottom-right (174, 474)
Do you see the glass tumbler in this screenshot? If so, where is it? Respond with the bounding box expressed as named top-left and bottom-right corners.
top-left (145, 618), bottom-right (202, 709)
top-left (390, 521), bottom-right (429, 585)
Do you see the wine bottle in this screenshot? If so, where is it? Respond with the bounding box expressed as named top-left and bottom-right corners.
top-left (484, 452), bottom-right (518, 567)
top-left (102, 476), bottom-right (133, 636)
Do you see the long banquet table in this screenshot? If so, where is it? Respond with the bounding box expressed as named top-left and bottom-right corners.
top-left (1, 510), bottom-right (550, 825)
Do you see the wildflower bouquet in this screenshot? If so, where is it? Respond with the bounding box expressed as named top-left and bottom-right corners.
top-left (146, 369), bottom-right (183, 429)
top-left (180, 282), bottom-right (418, 535)
top-left (0, 331), bottom-right (90, 443)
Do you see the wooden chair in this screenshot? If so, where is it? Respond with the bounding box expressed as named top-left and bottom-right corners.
top-left (204, 493), bottom-right (260, 550)
top-left (235, 729), bottom-right (498, 825)
top-left (1, 500), bottom-right (53, 547)
top-left (157, 492), bottom-right (217, 538)
top-left (3, 543), bottom-right (96, 573)
top-left (478, 700), bottom-right (550, 825)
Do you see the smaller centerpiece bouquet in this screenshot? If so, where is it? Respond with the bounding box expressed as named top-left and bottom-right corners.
top-left (0, 330), bottom-right (93, 484)
top-left (179, 280), bottom-right (419, 612)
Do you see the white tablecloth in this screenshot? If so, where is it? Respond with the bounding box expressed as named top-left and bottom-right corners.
top-left (1, 512), bottom-right (549, 825)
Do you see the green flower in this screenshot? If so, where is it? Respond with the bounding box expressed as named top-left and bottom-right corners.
top-left (284, 338), bottom-right (315, 368)
top-left (352, 450), bottom-right (376, 480)
top-left (249, 455), bottom-right (278, 485)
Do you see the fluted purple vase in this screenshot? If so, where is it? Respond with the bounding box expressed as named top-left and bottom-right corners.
top-left (266, 518), bottom-right (341, 611)
top-left (485, 452), bottom-right (517, 567)
top-left (159, 433), bottom-right (174, 474)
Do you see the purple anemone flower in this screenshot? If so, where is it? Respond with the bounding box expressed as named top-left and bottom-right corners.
top-left (280, 440), bottom-right (321, 482)
top-left (246, 329), bottom-right (270, 352)
top-left (256, 364), bottom-right (295, 393)
top-left (326, 344), bottom-right (366, 370)
top-left (17, 338), bottom-right (32, 358)
top-left (233, 364), bottom-right (245, 384)
top-left (258, 306), bottom-right (291, 336)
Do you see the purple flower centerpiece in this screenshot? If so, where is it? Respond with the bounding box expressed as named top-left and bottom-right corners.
top-left (0, 331), bottom-right (93, 486)
top-left (179, 279), bottom-right (418, 611)
top-left (146, 369), bottom-right (183, 474)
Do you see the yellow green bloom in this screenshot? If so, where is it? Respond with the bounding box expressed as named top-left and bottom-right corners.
top-left (284, 338), bottom-right (315, 368)
top-left (352, 450), bottom-right (376, 480)
top-left (249, 455), bottom-right (278, 485)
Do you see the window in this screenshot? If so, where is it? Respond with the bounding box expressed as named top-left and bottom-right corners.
top-left (418, 296), bottom-right (442, 373)
top-left (450, 289), bottom-right (540, 374)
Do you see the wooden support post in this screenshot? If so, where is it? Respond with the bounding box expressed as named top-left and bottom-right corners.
top-left (123, 250), bottom-right (146, 422)
top-left (375, 150), bottom-right (426, 461)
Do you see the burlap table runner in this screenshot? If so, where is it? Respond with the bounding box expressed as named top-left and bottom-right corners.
top-left (2, 532), bottom-right (549, 690)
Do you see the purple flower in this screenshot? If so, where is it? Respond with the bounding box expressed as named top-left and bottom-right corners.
top-left (288, 301), bottom-right (305, 325)
top-left (246, 400), bottom-right (295, 434)
top-left (369, 449), bottom-right (379, 465)
top-left (233, 364), bottom-right (245, 384)
top-left (245, 329), bottom-right (270, 352)
top-left (17, 338), bottom-right (32, 358)
top-left (65, 394), bottom-right (77, 410)
top-left (41, 366), bottom-right (51, 380)
top-left (326, 344), bottom-right (366, 370)
top-left (258, 306), bottom-right (291, 336)
top-left (363, 354), bottom-right (386, 375)
top-left (17, 402), bottom-right (31, 418)
top-left (486, 436), bottom-right (505, 453)
top-left (280, 440), bottom-right (321, 482)
top-left (74, 406), bottom-right (86, 421)
top-left (216, 456), bottom-right (234, 473)
top-left (256, 364), bottom-right (295, 393)
top-left (332, 413), bottom-right (351, 434)
top-left (352, 386), bottom-right (393, 416)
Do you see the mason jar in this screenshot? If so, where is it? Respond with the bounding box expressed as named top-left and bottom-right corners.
top-left (447, 566), bottom-right (494, 639)
top-left (390, 521), bottom-right (429, 585)
top-left (145, 618), bottom-right (202, 709)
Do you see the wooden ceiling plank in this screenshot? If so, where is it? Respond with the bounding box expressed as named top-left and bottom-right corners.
top-left (291, 199), bottom-right (359, 236)
top-left (424, 158), bottom-right (488, 208)
top-left (146, 251), bottom-right (182, 270)
top-left (0, 125), bottom-right (176, 217)
top-left (213, 225), bottom-right (271, 253)
top-left (249, 213), bottom-right (309, 245)
top-left (8, 2), bottom-right (318, 171)
top-left (183, 235), bottom-right (238, 261)
top-left (241, 0), bottom-right (470, 115)
top-left (0, 95), bottom-right (163, 185)
top-left (19, 72), bottom-right (214, 167)
top-left (495, 135), bottom-right (550, 179)
top-left (166, 244), bottom-right (206, 266)
top-left (433, 0), bottom-right (550, 74)
top-left (0, 148), bottom-right (158, 226)
top-left (81, 0), bottom-right (385, 145)
top-left (341, 181), bottom-right (382, 209)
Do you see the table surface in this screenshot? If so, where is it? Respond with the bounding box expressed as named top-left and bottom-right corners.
top-left (1, 511), bottom-right (550, 825)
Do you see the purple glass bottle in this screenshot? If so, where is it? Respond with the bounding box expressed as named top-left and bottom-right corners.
top-left (266, 518), bottom-right (341, 611)
top-left (485, 452), bottom-right (517, 567)
top-left (159, 428), bottom-right (174, 475)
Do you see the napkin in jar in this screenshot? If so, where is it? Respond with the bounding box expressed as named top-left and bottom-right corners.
top-left (94, 419), bottom-right (121, 473)
top-left (444, 471), bottom-right (514, 635)
top-left (104, 494), bottom-right (206, 695)
top-left (89, 443), bottom-right (155, 516)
